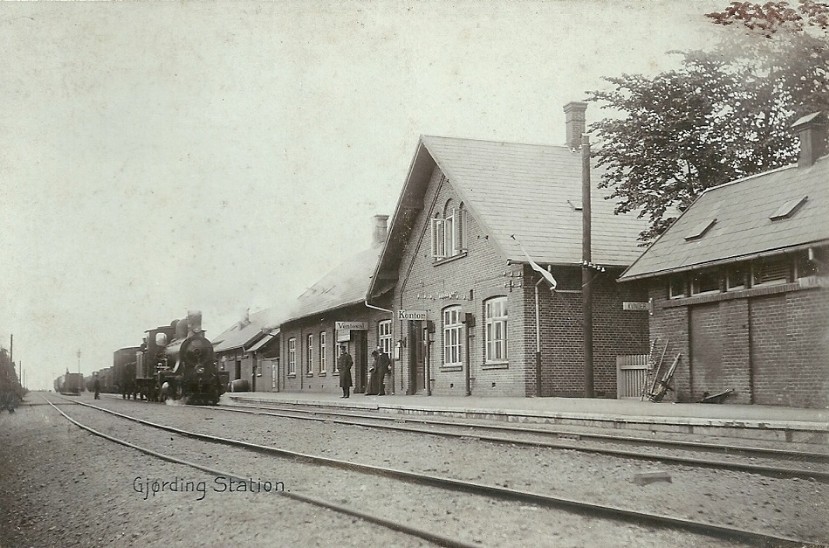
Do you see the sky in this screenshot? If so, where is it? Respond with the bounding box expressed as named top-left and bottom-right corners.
top-left (0, 0), bottom-right (724, 390)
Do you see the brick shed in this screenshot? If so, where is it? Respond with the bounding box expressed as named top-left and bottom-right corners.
top-left (619, 112), bottom-right (829, 408)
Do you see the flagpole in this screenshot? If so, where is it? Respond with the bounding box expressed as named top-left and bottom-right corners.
top-left (582, 133), bottom-right (594, 398)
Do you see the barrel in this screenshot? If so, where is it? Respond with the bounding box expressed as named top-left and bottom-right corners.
top-left (230, 379), bottom-right (250, 392)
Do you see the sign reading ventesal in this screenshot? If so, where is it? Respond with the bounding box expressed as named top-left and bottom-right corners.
top-left (335, 321), bottom-right (367, 331)
top-left (397, 309), bottom-right (427, 321)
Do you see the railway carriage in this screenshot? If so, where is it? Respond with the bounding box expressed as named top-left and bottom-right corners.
top-left (54, 372), bottom-right (84, 395)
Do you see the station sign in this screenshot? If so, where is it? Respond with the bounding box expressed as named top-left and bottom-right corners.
top-left (623, 301), bottom-right (650, 312)
top-left (335, 321), bottom-right (367, 331)
top-left (397, 309), bottom-right (427, 321)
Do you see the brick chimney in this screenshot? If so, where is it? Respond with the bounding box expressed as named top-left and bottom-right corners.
top-left (372, 214), bottom-right (389, 247)
top-left (564, 101), bottom-right (588, 149)
top-left (792, 111), bottom-right (828, 168)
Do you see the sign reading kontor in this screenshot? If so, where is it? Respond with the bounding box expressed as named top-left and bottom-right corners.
top-left (397, 309), bottom-right (427, 321)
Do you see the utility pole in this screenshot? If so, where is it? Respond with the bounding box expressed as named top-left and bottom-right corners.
top-left (582, 133), bottom-right (594, 398)
top-left (77, 349), bottom-right (81, 375)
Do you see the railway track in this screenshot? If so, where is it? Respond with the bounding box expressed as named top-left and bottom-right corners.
top-left (52, 394), bottom-right (824, 546)
top-left (212, 399), bottom-right (829, 482)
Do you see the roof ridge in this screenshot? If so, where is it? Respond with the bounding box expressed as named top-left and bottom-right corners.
top-left (698, 154), bottom-right (829, 195)
top-left (421, 134), bottom-right (575, 151)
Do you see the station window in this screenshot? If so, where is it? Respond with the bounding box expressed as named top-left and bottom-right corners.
top-left (485, 297), bottom-right (508, 363)
top-left (668, 276), bottom-right (687, 299)
top-left (306, 334), bottom-right (313, 375)
top-left (442, 306), bottom-right (463, 366)
top-left (691, 269), bottom-right (720, 295)
top-left (726, 264), bottom-right (749, 291)
top-left (431, 202), bottom-right (468, 260)
top-left (287, 338), bottom-right (296, 376)
top-left (319, 331), bottom-right (326, 374)
top-left (752, 256), bottom-right (791, 287)
top-left (378, 320), bottom-right (392, 356)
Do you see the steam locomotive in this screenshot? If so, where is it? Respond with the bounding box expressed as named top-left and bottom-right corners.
top-left (116, 311), bottom-right (228, 405)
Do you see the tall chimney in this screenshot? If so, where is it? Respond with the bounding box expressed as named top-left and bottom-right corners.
top-left (564, 101), bottom-right (588, 149)
top-left (792, 111), bottom-right (828, 168)
top-left (372, 214), bottom-right (389, 246)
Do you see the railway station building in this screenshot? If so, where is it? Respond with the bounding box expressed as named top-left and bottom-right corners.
top-left (366, 103), bottom-right (650, 398)
top-left (618, 112), bottom-right (829, 408)
top-left (212, 308), bottom-right (283, 393)
top-left (279, 215), bottom-right (394, 395)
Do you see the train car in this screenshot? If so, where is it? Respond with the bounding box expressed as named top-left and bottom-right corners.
top-left (132, 311), bottom-right (226, 405)
top-left (0, 348), bottom-right (23, 412)
top-left (113, 347), bottom-right (139, 399)
top-left (54, 372), bottom-right (84, 395)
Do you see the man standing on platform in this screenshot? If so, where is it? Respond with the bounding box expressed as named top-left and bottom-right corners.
top-left (337, 345), bottom-right (353, 398)
top-left (375, 346), bottom-right (390, 396)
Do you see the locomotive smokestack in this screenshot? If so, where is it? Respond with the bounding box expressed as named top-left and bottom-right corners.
top-left (187, 310), bottom-right (203, 334)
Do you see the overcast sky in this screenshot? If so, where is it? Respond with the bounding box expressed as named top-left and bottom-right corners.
top-left (0, 1), bottom-right (724, 389)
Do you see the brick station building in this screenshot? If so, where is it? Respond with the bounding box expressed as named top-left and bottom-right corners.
top-left (619, 112), bottom-right (829, 408)
top-left (279, 216), bottom-right (394, 395)
top-left (366, 103), bottom-right (650, 398)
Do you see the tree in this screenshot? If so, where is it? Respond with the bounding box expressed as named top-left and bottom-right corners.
top-left (588, 1), bottom-right (829, 242)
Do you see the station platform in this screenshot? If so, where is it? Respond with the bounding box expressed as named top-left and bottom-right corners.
top-left (223, 391), bottom-right (829, 446)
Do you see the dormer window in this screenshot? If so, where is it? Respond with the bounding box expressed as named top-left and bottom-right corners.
top-left (431, 203), bottom-right (468, 260)
top-left (685, 218), bottom-right (716, 241)
top-left (770, 196), bottom-right (808, 221)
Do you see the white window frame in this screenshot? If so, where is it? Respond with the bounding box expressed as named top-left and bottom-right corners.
top-left (431, 207), bottom-right (467, 260)
top-left (306, 334), bottom-right (313, 375)
top-left (485, 297), bottom-right (508, 363)
top-left (668, 276), bottom-right (686, 299)
top-left (378, 320), bottom-right (392, 356)
top-left (288, 338), bottom-right (296, 376)
top-left (319, 331), bottom-right (326, 374)
top-left (442, 306), bottom-right (463, 366)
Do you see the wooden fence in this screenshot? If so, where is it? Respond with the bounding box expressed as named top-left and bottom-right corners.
top-left (616, 354), bottom-right (650, 399)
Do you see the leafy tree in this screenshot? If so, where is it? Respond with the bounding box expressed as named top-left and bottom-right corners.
top-left (588, 1), bottom-right (829, 242)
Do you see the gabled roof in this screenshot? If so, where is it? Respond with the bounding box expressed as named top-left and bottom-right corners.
top-left (282, 245), bottom-right (383, 325)
top-left (620, 154), bottom-right (829, 281)
top-left (368, 135), bottom-right (648, 297)
top-left (212, 306), bottom-right (288, 353)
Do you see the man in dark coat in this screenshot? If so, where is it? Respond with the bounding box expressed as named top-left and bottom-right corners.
top-left (337, 345), bottom-right (353, 398)
top-left (375, 346), bottom-right (390, 396)
top-left (93, 374), bottom-right (101, 400)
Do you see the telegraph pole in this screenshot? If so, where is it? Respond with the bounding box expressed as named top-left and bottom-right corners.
top-left (77, 349), bottom-right (81, 375)
top-left (582, 133), bottom-right (594, 398)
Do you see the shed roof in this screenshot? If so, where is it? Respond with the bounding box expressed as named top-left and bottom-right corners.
top-left (212, 306), bottom-right (288, 353)
top-left (620, 154), bottom-right (829, 281)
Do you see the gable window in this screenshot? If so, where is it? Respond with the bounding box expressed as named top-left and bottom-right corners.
top-left (442, 306), bottom-right (463, 366)
top-left (431, 204), bottom-right (467, 260)
top-left (378, 320), bottom-right (392, 356)
top-left (726, 264), bottom-right (749, 291)
top-left (306, 334), bottom-right (313, 375)
top-left (753, 256), bottom-right (791, 286)
top-left (287, 338), bottom-right (296, 376)
top-left (668, 276), bottom-right (687, 299)
top-left (319, 331), bottom-right (326, 374)
top-left (485, 297), bottom-right (508, 363)
top-left (691, 269), bottom-right (721, 295)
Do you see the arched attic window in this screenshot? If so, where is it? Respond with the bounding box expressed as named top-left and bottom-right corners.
top-left (431, 200), bottom-right (468, 260)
